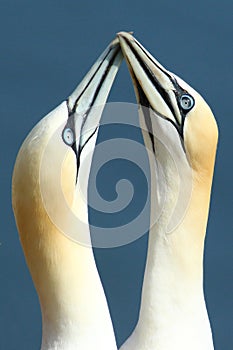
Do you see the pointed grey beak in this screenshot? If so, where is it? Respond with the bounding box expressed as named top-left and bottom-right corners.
top-left (117, 32), bottom-right (195, 137)
top-left (62, 38), bottom-right (123, 159)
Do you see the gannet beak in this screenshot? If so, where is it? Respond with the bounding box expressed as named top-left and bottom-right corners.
top-left (62, 38), bottom-right (123, 160)
top-left (117, 32), bottom-right (195, 137)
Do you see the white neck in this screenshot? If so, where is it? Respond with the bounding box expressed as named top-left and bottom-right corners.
top-left (131, 224), bottom-right (214, 350)
top-left (121, 114), bottom-right (214, 350)
top-left (12, 106), bottom-right (117, 350)
top-left (40, 242), bottom-right (116, 350)
top-left (40, 131), bottom-right (117, 350)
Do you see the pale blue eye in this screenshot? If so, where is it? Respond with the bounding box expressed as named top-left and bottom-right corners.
top-left (180, 94), bottom-right (194, 111)
top-left (63, 128), bottom-right (74, 145)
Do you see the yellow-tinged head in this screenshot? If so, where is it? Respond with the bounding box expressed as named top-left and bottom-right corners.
top-left (182, 90), bottom-right (218, 176)
top-left (117, 32), bottom-right (218, 181)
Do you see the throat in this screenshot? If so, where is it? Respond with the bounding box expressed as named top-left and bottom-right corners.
top-left (127, 127), bottom-right (214, 349)
top-left (132, 179), bottom-right (214, 349)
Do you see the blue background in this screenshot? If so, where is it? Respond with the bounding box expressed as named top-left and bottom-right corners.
top-left (0, 1), bottom-right (232, 349)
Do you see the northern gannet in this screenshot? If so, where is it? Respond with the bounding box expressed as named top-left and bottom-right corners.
top-left (12, 39), bottom-right (122, 350)
top-left (118, 32), bottom-right (218, 350)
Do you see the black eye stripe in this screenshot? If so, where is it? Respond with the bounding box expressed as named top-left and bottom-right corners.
top-left (128, 44), bottom-right (195, 122)
top-left (124, 37), bottom-right (181, 126)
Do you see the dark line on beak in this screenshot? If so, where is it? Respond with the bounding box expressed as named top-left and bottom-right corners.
top-left (88, 46), bottom-right (121, 111)
top-left (134, 39), bottom-right (190, 139)
top-left (134, 39), bottom-right (174, 82)
top-left (128, 66), bottom-right (185, 153)
top-left (123, 37), bottom-right (181, 129)
top-left (76, 44), bottom-right (120, 152)
top-left (66, 46), bottom-right (121, 183)
top-left (131, 71), bottom-right (155, 154)
top-left (68, 46), bottom-right (120, 115)
top-left (68, 49), bottom-right (111, 113)
top-left (73, 127), bottom-right (98, 183)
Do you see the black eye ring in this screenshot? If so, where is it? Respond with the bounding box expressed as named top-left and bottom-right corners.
top-left (179, 94), bottom-right (195, 111)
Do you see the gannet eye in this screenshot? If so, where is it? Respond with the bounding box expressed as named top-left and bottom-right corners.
top-left (179, 94), bottom-right (195, 111)
top-left (62, 128), bottom-right (75, 146)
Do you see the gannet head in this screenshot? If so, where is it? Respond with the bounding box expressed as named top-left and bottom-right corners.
top-left (12, 36), bottom-right (123, 247)
top-left (12, 39), bottom-right (122, 348)
top-left (117, 32), bottom-right (218, 178)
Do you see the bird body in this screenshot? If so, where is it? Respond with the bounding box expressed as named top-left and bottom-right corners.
top-left (12, 31), bottom-right (218, 350)
top-left (118, 32), bottom-right (217, 350)
top-left (12, 40), bottom-right (122, 350)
